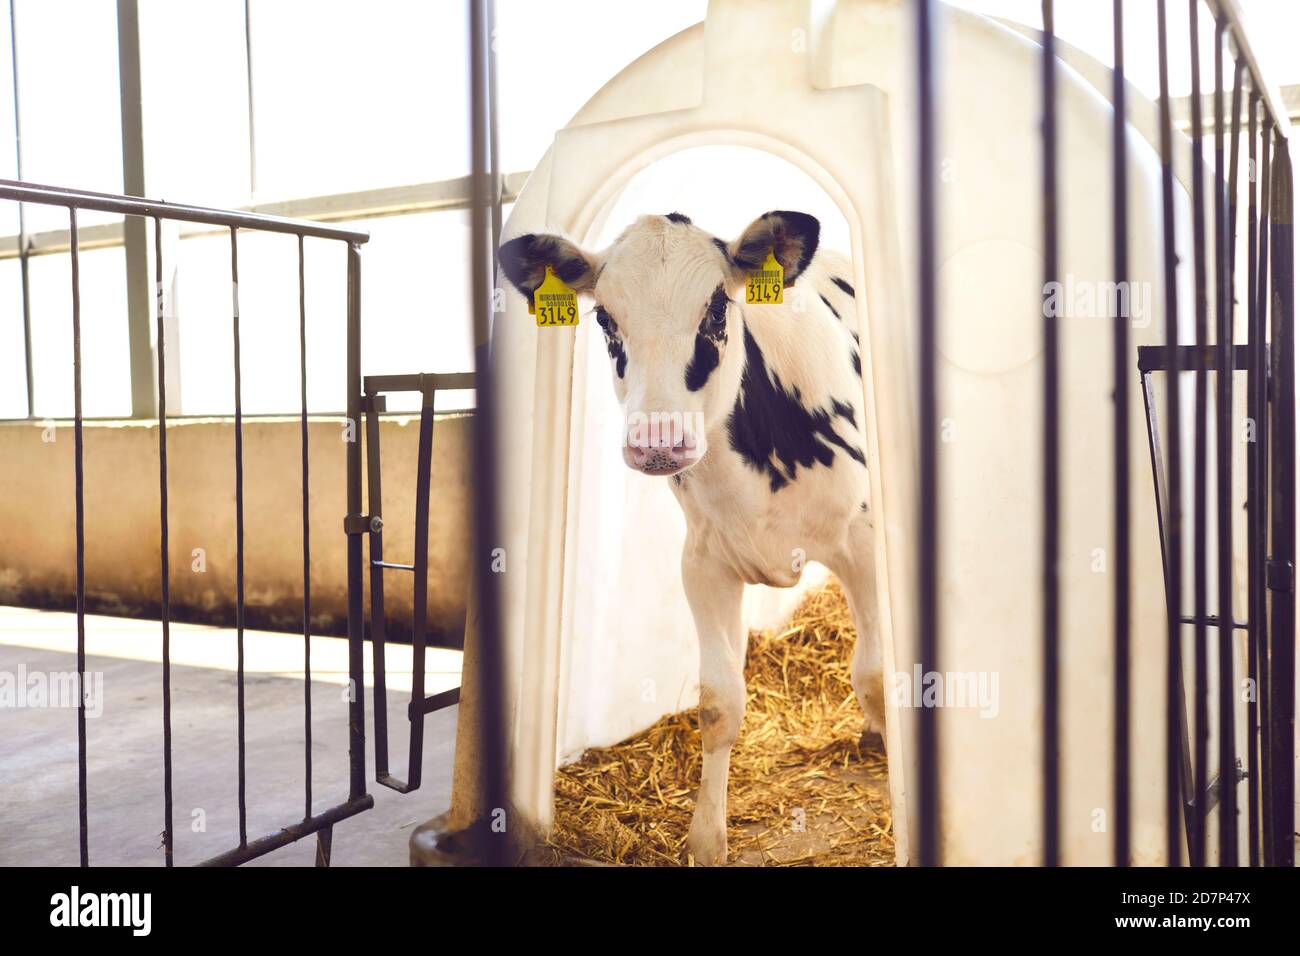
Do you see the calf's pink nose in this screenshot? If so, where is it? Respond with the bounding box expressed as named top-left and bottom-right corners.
top-left (626, 433), bottom-right (693, 466)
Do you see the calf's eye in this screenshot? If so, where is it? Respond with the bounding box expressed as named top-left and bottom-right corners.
top-left (701, 285), bottom-right (729, 338)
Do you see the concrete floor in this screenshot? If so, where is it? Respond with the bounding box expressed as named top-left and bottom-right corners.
top-left (0, 606), bottom-right (462, 867)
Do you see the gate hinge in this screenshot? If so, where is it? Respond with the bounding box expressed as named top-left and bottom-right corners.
top-left (344, 513), bottom-right (384, 535)
top-left (1266, 559), bottom-right (1294, 593)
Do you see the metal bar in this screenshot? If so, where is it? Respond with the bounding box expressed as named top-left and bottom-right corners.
top-left (1141, 365), bottom-right (1199, 847)
top-left (14, 407), bottom-right (473, 424)
top-left (363, 372), bottom-right (477, 394)
top-left (1244, 89), bottom-right (1261, 868)
top-left (914, 0), bottom-right (941, 868)
top-left (196, 795), bottom-right (373, 867)
top-left (155, 216), bottom-right (174, 866)
top-left (1137, 343), bottom-right (1254, 372)
top-left (1177, 648), bottom-right (1196, 821)
top-left (1188, 0), bottom-right (1210, 868)
top-left (8, 0), bottom-right (33, 417)
top-left (486, 0), bottom-right (502, 282)
top-left (1144, 372), bottom-right (1172, 592)
top-left (299, 234), bottom-right (312, 821)
top-left (0, 174), bottom-right (536, 260)
top-left (1265, 135), bottom-right (1295, 869)
top-left (1229, 62), bottom-right (1245, 287)
top-left (1214, 23), bottom-right (1239, 865)
top-left (242, 0), bottom-right (256, 197)
top-left (314, 825), bottom-right (332, 867)
top-left (116, 0), bottom-right (158, 419)
top-left (231, 226), bottom-right (247, 847)
top-left (468, 0), bottom-right (510, 865)
top-left (1224, 65), bottom-right (1248, 854)
top-left (70, 207), bottom-right (88, 868)
top-left (1255, 117), bottom-right (1272, 863)
top-left (371, 560), bottom-right (416, 572)
top-left (1156, 0), bottom-right (1185, 866)
top-left (0, 180), bottom-right (371, 243)
top-left (345, 241), bottom-right (367, 803)
top-left (1040, 0), bottom-right (1060, 868)
top-left (365, 385), bottom-right (396, 788)
top-left (1173, 82), bottom-right (1300, 134)
top-left (1211, 0), bottom-right (1291, 140)
top-left (405, 391), bottom-right (435, 789)
top-left (412, 686), bottom-right (461, 717)
top-left (1179, 614), bottom-right (1247, 629)
top-left (1111, 0), bottom-right (1132, 869)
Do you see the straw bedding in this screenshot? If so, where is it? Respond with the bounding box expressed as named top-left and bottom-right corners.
top-left (540, 580), bottom-right (895, 866)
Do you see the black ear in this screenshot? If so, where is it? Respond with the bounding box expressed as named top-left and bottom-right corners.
top-left (498, 233), bottom-right (598, 301)
top-left (725, 211), bottom-right (820, 286)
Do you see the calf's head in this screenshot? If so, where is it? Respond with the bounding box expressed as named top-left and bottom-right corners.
top-left (500, 211), bottom-right (819, 477)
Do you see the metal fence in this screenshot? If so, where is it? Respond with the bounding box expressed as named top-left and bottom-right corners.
top-left (0, 179), bottom-right (376, 866)
top-left (0, 0), bottom-right (508, 870)
top-left (914, 0), bottom-right (1295, 866)
top-left (1, 0), bottom-right (1293, 869)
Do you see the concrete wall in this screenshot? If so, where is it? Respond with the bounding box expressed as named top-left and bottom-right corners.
top-left (0, 415), bottom-right (472, 645)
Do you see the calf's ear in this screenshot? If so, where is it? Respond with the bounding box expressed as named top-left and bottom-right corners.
top-left (725, 210), bottom-right (820, 286)
top-left (498, 233), bottom-right (598, 301)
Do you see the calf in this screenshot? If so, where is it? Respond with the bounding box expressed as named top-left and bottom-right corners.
top-left (500, 211), bottom-right (881, 865)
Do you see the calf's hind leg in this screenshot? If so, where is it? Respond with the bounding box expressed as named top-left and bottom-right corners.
top-left (681, 548), bottom-right (746, 865)
top-left (831, 520), bottom-right (886, 750)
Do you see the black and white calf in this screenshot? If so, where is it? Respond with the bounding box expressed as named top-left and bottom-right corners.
top-left (500, 211), bottom-right (880, 865)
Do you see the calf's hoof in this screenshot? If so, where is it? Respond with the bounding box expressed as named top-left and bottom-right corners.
top-left (685, 821), bottom-right (728, 866)
top-left (858, 728), bottom-right (885, 752)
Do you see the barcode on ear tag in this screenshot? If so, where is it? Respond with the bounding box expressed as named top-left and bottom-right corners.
top-left (532, 265), bottom-right (579, 327)
top-left (745, 250), bottom-right (784, 304)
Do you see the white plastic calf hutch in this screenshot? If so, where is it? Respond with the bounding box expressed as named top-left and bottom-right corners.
top-left (435, 0), bottom-right (1287, 866)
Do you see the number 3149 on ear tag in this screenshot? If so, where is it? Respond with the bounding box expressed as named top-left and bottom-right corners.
top-left (745, 250), bottom-right (784, 305)
top-left (532, 265), bottom-right (579, 327)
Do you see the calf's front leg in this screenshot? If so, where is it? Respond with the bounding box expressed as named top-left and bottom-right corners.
top-left (681, 547), bottom-right (746, 865)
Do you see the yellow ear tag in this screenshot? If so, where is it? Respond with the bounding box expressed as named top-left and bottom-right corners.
top-left (745, 249), bottom-right (784, 305)
top-left (532, 265), bottom-right (579, 327)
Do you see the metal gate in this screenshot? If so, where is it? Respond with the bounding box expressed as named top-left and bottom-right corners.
top-left (0, 179), bottom-right (383, 867)
top-left (361, 372), bottom-right (472, 794)
top-left (913, 0), bottom-right (1294, 866)
top-left (0, 0), bottom-right (505, 869)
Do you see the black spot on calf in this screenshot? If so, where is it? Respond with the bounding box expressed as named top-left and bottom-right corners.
top-left (609, 340), bottom-right (627, 379)
top-left (665, 212), bottom-right (692, 225)
top-left (685, 335), bottom-right (721, 392)
top-left (831, 398), bottom-right (857, 429)
top-left (831, 277), bottom-right (855, 298)
top-left (685, 286), bottom-right (729, 392)
top-left (727, 324), bottom-right (866, 492)
top-left (596, 306), bottom-right (627, 379)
